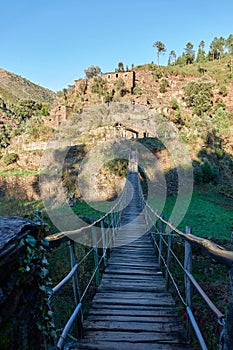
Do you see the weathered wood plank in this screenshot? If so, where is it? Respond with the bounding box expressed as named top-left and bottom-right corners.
top-left (84, 320), bottom-right (184, 332)
top-left (86, 315), bottom-right (180, 323)
top-left (82, 330), bottom-right (187, 343)
top-left (76, 171), bottom-right (189, 349)
top-left (88, 308), bottom-right (179, 317)
top-left (78, 342), bottom-right (191, 350)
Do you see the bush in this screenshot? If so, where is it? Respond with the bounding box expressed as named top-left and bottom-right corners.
top-left (2, 153), bottom-right (19, 165)
top-left (170, 97), bottom-right (180, 110)
top-left (219, 85), bottom-right (228, 96)
top-left (193, 159), bottom-right (218, 184)
top-left (184, 76), bottom-right (215, 116)
top-left (159, 79), bottom-right (169, 93)
top-left (133, 85), bottom-right (142, 96)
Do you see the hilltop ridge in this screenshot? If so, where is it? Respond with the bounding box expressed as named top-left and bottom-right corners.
top-left (0, 68), bottom-right (55, 107)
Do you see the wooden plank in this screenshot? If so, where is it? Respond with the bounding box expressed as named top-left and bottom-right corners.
top-left (76, 171), bottom-right (189, 349)
top-left (78, 342), bottom-right (191, 350)
top-left (92, 299), bottom-right (175, 307)
top-left (88, 308), bottom-right (179, 318)
top-left (84, 320), bottom-right (184, 333)
top-left (86, 315), bottom-right (180, 323)
top-left (82, 330), bottom-right (186, 343)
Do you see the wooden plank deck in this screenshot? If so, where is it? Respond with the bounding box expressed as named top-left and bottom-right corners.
top-left (77, 172), bottom-right (191, 349)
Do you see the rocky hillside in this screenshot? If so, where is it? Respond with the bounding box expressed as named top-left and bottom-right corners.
top-left (0, 68), bottom-right (55, 106)
top-left (0, 60), bottom-right (233, 201)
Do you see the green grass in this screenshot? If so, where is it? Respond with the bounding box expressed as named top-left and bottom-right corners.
top-left (150, 186), bottom-right (233, 241)
top-left (0, 199), bottom-right (44, 217)
top-left (0, 170), bottom-right (39, 177)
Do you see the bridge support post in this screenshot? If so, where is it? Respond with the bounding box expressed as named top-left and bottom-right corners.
top-left (184, 226), bottom-right (193, 343)
top-left (224, 266), bottom-right (233, 350)
top-left (91, 225), bottom-right (100, 286)
top-left (165, 229), bottom-right (173, 291)
top-left (68, 240), bottom-right (84, 338)
top-left (101, 220), bottom-right (107, 267)
top-left (158, 215), bottom-right (165, 267)
top-left (111, 213), bottom-right (115, 245)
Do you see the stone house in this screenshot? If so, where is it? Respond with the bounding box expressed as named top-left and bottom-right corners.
top-left (102, 70), bottom-right (135, 94)
top-left (74, 71), bottom-right (136, 95)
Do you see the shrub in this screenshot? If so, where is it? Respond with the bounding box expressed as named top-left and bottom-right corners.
top-left (133, 85), bottom-right (142, 96)
top-left (219, 84), bottom-right (228, 96)
top-left (2, 152), bottom-right (19, 165)
top-left (183, 76), bottom-right (215, 116)
top-left (212, 107), bottom-right (230, 136)
top-left (159, 79), bottom-right (169, 93)
top-left (170, 97), bottom-right (180, 110)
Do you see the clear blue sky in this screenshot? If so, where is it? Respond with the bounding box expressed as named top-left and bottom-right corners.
top-left (1, 0), bottom-right (233, 92)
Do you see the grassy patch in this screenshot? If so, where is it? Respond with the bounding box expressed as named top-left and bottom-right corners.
top-left (0, 170), bottom-right (39, 177)
top-left (0, 199), bottom-right (43, 217)
top-left (150, 186), bottom-right (233, 241)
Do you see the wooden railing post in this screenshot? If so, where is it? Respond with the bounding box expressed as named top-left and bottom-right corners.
top-left (184, 226), bottom-right (193, 343)
top-left (165, 229), bottom-right (173, 291)
top-left (158, 215), bottom-right (165, 267)
top-left (224, 266), bottom-right (233, 350)
top-left (111, 212), bottom-right (115, 245)
top-left (91, 224), bottom-right (100, 286)
top-left (68, 240), bottom-right (83, 337)
top-left (158, 233), bottom-right (163, 268)
top-left (100, 220), bottom-right (107, 267)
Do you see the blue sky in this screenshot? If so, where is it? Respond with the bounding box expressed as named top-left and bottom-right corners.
top-left (1, 0), bottom-right (233, 91)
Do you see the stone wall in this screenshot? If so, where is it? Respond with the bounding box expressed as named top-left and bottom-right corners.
top-left (103, 70), bottom-right (135, 93)
top-left (0, 175), bottom-right (40, 201)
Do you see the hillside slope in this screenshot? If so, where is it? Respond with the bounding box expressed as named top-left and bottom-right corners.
top-left (0, 68), bottom-right (55, 106)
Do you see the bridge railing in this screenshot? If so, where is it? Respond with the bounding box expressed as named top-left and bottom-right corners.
top-left (137, 178), bottom-right (233, 349)
top-left (46, 178), bottom-right (130, 350)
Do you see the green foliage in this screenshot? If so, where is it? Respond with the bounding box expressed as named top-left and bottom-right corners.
top-left (84, 65), bottom-right (101, 80)
top-left (212, 107), bottom-right (230, 136)
top-left (159, 79), bottom-right (169, 93)
top-left (184, 42), bottom-right (195, 64)
top-left (194, 159), bottom-right (218, 183)
top-left (168, 50), bottom-right (176, 65)
top-left (150, 65), bottom-right (163, 81)
top-left (170, 97), bottom-right (180, 110)
top-left (196, 40), bottom-right (206, 63)
top-left (133, 85), bottom-right (142, 96)
top-left (153, 41), bottom-right (166, 66)
top-left (2, 152), bottom-right (18, 165)
top-left (0, 70), bottom-right (54, 109)
top-left (12, 99), bottom-right (43, 120)
top-left (25, 117), bottom-right (53, 141)
top-left (90, 76), bottom-right (107, 99)
top-left (184, 76), bottom-right (215, 115)
top-left (218, 84), bottom-right (228, 96)
top-left (104, 159), bottom-right (128, 178)
top-left (40, 103), bottom-right (50, 116)
top-left (159, 188), bottom-right (233, 240)
top-left (77, 80), bottom-right (87, 95)
top-left (18, 235), bottom-right (55, 346)
top-left (117, 62), bottom-right (125, 72)
top-left (114, 77), bottom-right (126, 97)
top-left (0, 124), bottom-right (11, 148)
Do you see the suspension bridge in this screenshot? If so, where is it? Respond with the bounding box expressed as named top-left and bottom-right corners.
top-left (46, 151), bottom-right (233, 350)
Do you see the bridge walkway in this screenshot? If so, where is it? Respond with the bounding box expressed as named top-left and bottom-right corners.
top-left (77, 171), bottom-right (191, 349)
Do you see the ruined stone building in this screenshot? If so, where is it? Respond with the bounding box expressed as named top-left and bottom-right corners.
top-left (102, 71), bottom-right (135, 94)
top-left (74, 70), bottom-right (136, 95)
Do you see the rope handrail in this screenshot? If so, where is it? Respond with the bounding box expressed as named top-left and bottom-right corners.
top-left (144, 200), bottom-right (233, 268)
top-left (48, 153), bottom-right (138, 349)
top-left (46, 175), bottom-right (129, 242)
